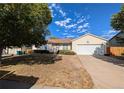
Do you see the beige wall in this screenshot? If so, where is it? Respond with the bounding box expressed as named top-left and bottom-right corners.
top-left (32, 45), bottom-right (37, 50)
top-left (53, 44), bottom-right (71, 50)
top-left (8, 48), bottom-right (21, 55)
top-left (48, 44), bottom-right (71, 51)
top-left (72, 35), bottom-right (107, 52)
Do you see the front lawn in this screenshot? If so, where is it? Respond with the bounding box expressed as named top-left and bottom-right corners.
top-left (0, 54), bottom-right (93, 89)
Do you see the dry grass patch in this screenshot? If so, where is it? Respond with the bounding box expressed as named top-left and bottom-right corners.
top-left (0, 54), bottom-right (93, 88)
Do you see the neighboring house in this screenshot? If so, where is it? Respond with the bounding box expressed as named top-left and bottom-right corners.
top-left (108, 32), bottom-right (124, 56)
top-left (2, 47), bottom-right (22, 56)
top-left (47, 38), bottom-right (72, 52)
top-left (72, 33), bottom-right (107, 55)
top-left (32, 38), bottom-right (72, 52)
top-left (2, 46), bottom-right (32, 56)
top-left (108, 32), bottom-right (124, 46)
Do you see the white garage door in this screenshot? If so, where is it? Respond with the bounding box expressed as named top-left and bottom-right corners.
top-left (77, 44), bottom-right (104, 55)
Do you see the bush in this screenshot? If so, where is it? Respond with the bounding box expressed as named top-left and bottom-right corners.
top-left (33, 50), bottom-right (50, 54)
top-left (58, 50), bottom-right (76, 55)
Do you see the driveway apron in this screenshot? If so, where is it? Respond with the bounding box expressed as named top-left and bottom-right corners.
top-left (78, 55), bottom-right (124, 89)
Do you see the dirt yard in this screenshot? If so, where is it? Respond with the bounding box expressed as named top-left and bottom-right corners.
top-left (0, 54), bottom-right (93, 89)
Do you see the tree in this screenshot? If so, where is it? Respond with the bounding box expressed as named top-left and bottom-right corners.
top-left (0, 4), bottom-right (52, 65)
top-left (50, 36), bottom-right (58, 39)
top-left (111, 5), bottom-right (124, 44)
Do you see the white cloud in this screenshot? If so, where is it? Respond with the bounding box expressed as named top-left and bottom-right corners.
top-left (78, 25), bottom-right (83, 29)
top-left (49, 4), bottom-right (91, 37)
top-left (59, 10), bottom-right (66, 17)
top-left (51, 3), bottom-right (56, 7)
top-left (64, 30), bottom-right (68, 32)
top-left (49, 3), bottom-right (59, 9)
top-left (101, 30), bottom-right (118, 39)
top-left (65, 24), bottom-right (77, 29)
top-left (56, 30), bottom-right (60, 32)
top-left (55, 18), bottom-right (72, 27)
top-left (77, 26), bottom-right (83, 32)
top-left (49, 4), bottom-right (57, 18)
top-left (55, 18), bottom-right (89, 30)
top-left (49, 3), bottom-right (66, 17)
top-left (49, 3), bottom-right (66, 18)
top-left (77, 29), bottom-right (87, 33)
top-left (66, 18), bottom-right (72, 22)
top-left (77, 19), bottom-right (85, 24)
top-left (62, 32), bottom-right (76, 38)
top-left (82, 23), bottom-right (89, 28)
top-left (74, 22), bottom-right (89, 34)
top-left (77, 17), bottom-right (86, 24)
top-left (72, 30), bottom-right (76, 32)
top-left (55, 21), bottom-right (64, 26)
top-left (50, 9), bottom-right (54, 18)
top-left (62, 33), bottom-right (68, 35)
top-left (65, 35), bottom-right (75, 38)
top-left (55, 18), bottom-right (90, 35)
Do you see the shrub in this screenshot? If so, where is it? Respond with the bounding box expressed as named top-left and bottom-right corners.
top-left (58, 50), bottom-right (76, 55)
top-left (33, 50), bottom-right (50, 54)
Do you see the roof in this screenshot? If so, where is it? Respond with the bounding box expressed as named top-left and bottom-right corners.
top-left (72, 33), bottom-right (108, 41)
top-left (109, 31), bottom-right (121, 41)
top-left (48, 38), bottom-right (72, 44)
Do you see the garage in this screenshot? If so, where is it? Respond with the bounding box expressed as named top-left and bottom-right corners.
top-left (77, 44), bottom-right (105, 55)
top-left (72, 33), bottom-right (107, 55)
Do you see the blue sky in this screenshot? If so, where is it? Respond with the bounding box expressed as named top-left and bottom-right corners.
top-left (48, 3), bottom-right (122, 39)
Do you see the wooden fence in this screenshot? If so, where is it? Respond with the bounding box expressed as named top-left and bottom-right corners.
top-left (107, 47), bottom-right (124, 56)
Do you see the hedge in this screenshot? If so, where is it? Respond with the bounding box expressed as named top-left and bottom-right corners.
top-left (58, 50), bottom-right (76, 55)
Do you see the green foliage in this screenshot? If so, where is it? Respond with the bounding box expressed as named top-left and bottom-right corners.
top-left (111, 5), bottom-right (124, 43)
top-left (58, 50), bottom-right (76, 55)
top-left (0, 4), bottom-right (52, 48)
top-left (111, 12), bottom-right (124, 31)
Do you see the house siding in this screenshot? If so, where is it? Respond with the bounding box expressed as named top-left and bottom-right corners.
top-left (2, 47), bottom-right (22, 55)
top-left (50, 44), bottom-right (71, 50)
top-left (72, 35), bottom-right (107, 53)
top-left (36, 44), bottom-right (72, 52)
top-left (109, 32), bottom-right (124, 47)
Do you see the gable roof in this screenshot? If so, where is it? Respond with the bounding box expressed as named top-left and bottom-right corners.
top-left (72, 33), bottom-right (108, 41)
top-left (48, 38), bottom-right (72, 44)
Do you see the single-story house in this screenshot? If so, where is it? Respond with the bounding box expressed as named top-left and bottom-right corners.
top-left (108, 32), bottom-right (124, 56)
top-left (36, 33), bottom-right (107, 55)
top-left (47, 38), bottom-right (72, 50)
top-left (32, 38), bottom-right (72, 53)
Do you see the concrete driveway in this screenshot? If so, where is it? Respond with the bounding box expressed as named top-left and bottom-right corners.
top-left (78, 55), bottom-right (124, 89)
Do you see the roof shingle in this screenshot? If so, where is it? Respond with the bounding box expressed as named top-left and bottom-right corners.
top-left (48, 38), bottom-right (72, 44)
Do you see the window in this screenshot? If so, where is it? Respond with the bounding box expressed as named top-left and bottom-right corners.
top-left (63, 44), bottom-right (68, 50)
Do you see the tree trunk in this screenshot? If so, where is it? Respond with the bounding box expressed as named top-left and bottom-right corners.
top-left (0, 47), bottom-right (3, 66)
